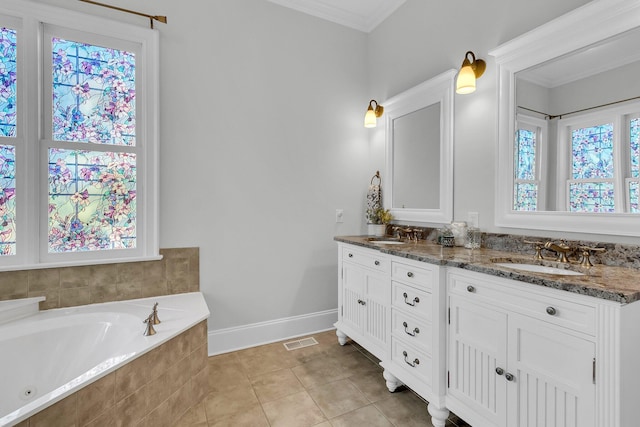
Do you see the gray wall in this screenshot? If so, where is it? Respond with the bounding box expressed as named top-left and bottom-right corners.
top-left (36, 0), bottom-right (635, 337)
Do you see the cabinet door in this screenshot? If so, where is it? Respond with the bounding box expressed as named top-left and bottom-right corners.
top-left (507, 314), bottom-right (595, 427)
top-left (342, 262), bottom-right (365, 333)
top-left (448, 294), bottom-right (508, 427)
top-left (363, 270), bottom-right (389, 349)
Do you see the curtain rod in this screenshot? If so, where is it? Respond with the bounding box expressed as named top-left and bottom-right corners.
top-left (518, 95), bottom-right (640, 120)
top-left (79, 0), bottom-right (167, 29)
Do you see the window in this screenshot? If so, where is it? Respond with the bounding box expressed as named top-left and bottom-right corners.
top-left (0, 0), bottom-right (159, 269)
top-left (514, 115), bottom-right (546, 211)
top-left (557, 105), bottom-right (640, 213)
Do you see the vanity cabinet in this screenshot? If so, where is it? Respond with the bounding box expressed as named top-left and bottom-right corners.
top-left (447, 269), bottom-right (596, 427)
top-left (336, 245), bottom-right (391, 360)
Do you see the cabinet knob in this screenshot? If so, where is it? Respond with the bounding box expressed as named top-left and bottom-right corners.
top-left (402, 321), bottom-right (420, 336)
top-left (403, 292), bottom-right (420, 306)
top-left (402, 350), bottom-right (420, 367)
top-left (407, 272), bottom-right (414, 278)
top-left (467, 285), bottom-right (476, 293)
top-left (348, 253), bottom-right (353, 258)
top-left (495, 367), bottom-right (504, 376)
top-left (374, 260), bottom-right (380, 266)
top-left (546, 306), bottom-right (557, 316)
top-left (505, 373), bottom-right (515, 382)
top-left (357, 299), bottom-right (366, 306)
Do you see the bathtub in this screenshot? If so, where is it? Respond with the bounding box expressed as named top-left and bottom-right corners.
top-left (0, 292), bottom-right (210, 426)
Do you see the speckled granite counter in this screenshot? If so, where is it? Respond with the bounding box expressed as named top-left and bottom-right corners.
top-left (335, 235), bottom-right (640, 304)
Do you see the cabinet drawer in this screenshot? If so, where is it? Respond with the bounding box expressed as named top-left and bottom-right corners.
top-left (392, 282), bottom-right (432, 321)
top-left (391, 261), bottom-right (434, 291)
top-left (448, 271), bottom-right (597, 336)
top-left (391, 337), bottom-right (432, 386)
top-left (392, 309), bottom-right (432, 354)
top-left (342, 246), bottom-right (390, 273)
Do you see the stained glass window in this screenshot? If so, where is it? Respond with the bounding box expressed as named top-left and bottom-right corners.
top-left (571, 124), bottom-right (614, 179)
top-left (48, 148), bottom-right (136, 253)
top-left (52, 38), bottom-right (135, 146)
top-left (630, 181), bottom-right (639, 213)
top-left (514, 183), bottom-right (537, 211)
top-left (569, 182), bottom-right (615, 212)
top-left (631, 118), bottom-right (639, 178)
top-left (514, 126), bottom-right (538, 210)
top-left (516, 129), bottom-right (536, 180)
top-left (0, 27), bottom-right (17, 138)
top-left (0, 145), bottom-right (15, 255)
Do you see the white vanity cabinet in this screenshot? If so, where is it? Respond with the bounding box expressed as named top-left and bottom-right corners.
top-left (336, 244), bottom-right (391, 360)
top-left (447, 269), bottom-right (598, 427)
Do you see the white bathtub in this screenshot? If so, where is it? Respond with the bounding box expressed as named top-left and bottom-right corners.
top-left (0, 292), bottom-right (210, 426)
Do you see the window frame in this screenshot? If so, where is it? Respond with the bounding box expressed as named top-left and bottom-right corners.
top-left (514, 113), bottom-right (547, 211)
top-left (0, 0), bottom-right (159, 270)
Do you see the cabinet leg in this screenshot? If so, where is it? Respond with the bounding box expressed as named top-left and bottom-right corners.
top-left (427, 402), bottom-right (450, 427)
top-left (382, 369), bottom-right (403, 392)
top-left (336, 329), bottom-right (348, 346)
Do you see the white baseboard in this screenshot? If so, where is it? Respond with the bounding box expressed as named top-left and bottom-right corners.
top-left (207, 308), bottom-right (338, 356)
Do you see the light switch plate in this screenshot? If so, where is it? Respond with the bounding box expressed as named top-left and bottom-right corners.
top-left (335, 209), bottom-right (344, 223)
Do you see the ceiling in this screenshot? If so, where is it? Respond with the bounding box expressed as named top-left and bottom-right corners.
top-left (266, 0), bottom-right (406, 33)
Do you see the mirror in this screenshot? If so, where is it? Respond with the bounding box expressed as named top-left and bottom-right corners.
top-left (383, 69), bottom-right (455, 224)
top-left (490, 0), bottom-right (640, 236)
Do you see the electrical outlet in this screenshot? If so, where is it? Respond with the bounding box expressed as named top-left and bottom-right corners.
top-left (468, 212), bottom-right (479, 228)
top-left (335, 209), bottom-right (344, 223)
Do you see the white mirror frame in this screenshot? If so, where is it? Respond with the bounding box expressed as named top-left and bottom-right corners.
top-left (490, 0), bottom-right (640, 237)
top-left (384, 69), bottom-right (456, 224)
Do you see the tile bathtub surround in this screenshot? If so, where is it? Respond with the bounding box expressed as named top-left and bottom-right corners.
top-left (0, 247), bottom-right (200, 309)
top-left (15, 320), bottom-right (208, 427)
top-left (179, 329), bottom-right (470, 427)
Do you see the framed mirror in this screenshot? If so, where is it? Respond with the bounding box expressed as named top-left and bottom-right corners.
top-left (490, 0), bottom-right (640, 237)
top-left (383, 69), bottom-right (455, 223)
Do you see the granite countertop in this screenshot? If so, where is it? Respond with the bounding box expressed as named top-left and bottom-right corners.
top-left (335, 235), bottom-right (640, 304)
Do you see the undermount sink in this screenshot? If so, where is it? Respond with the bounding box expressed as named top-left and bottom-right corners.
top-left (367, 238), bottom-right (406, 245)
top-left (493, 262), bottom-right (584, 276)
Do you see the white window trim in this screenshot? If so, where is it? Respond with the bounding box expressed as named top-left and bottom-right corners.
top-left (0, 0), bottom-right (160, 270)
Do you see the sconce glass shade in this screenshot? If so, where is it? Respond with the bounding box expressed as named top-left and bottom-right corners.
top-left (456, 51), bottom-right (486, 95)
top-left (364, 100), bottom-right (384, 128)
top-left (364, 107), bottom-right (377, 128)
top-left (456, 64), bottom-right (477, 94)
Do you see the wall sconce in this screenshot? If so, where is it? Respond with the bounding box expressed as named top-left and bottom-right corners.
top-left (364, 100), bottom-right (384, 128)
top-left (455, 51), bottom-right (486, 94)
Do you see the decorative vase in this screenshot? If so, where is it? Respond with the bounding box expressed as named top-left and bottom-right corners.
top-left (368, 224), bottom-right (386, 237)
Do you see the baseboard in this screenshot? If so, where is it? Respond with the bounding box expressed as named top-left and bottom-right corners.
top-left (207, 308), bottom-right (338, 356)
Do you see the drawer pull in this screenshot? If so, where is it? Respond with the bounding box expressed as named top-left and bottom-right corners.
top-left (466, 285), bottom-right (476, 293)
top-left (407, 272), bottom-right (414, 278)
top-left (402, 321), bottom-right (420, 336)
top-left (403, 292), bottom-right (420, 306)
top-left (546, 306), bottom-right (557, 316)
top-left (374, 260), bottom-right (380, 266)
top-left (505, 373), bottom-right (515, 382)
top-left (402, 351), bottom-right (420, 367)
top-left (495, 367), bottom-right (504, 376)
top-left (357, 299), bottom-right (366, 306)
top-left (348, 253), bottom-right (353, 258)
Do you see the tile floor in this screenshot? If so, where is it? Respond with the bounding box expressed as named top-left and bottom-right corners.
top-left (176, 330), bottom-right (471, 427)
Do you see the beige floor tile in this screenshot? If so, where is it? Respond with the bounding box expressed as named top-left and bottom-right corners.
top-left (203, 384), bottom-right (259, 423)
top-left (291, 356), bottom-right (348, 389)
top-left (236, 343), bottom-right (297, 378)
top-left (307, 378), bottom-right (370, 419)
top-left (251, 368), bottom-right (305, 403)
top-left (329, 404), bottom-right (394, 427)
top-left (208, 354), bottom-right (252, 394)
top-left (348, 369), bottom-right (393, 403)
top-left (262, 390), bottom-right (327, 427)
top-left (207, 403), bottom-right (269, 427)
top-left (174, 401), bottom-right (207, 426)
top-left (334, 349), bottom-right (381, 378)
top-left (374, 389), bottom-right (433, 427)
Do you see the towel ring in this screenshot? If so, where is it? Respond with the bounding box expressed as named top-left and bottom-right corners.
top-left (370, 171), bottom-right (381, 186)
